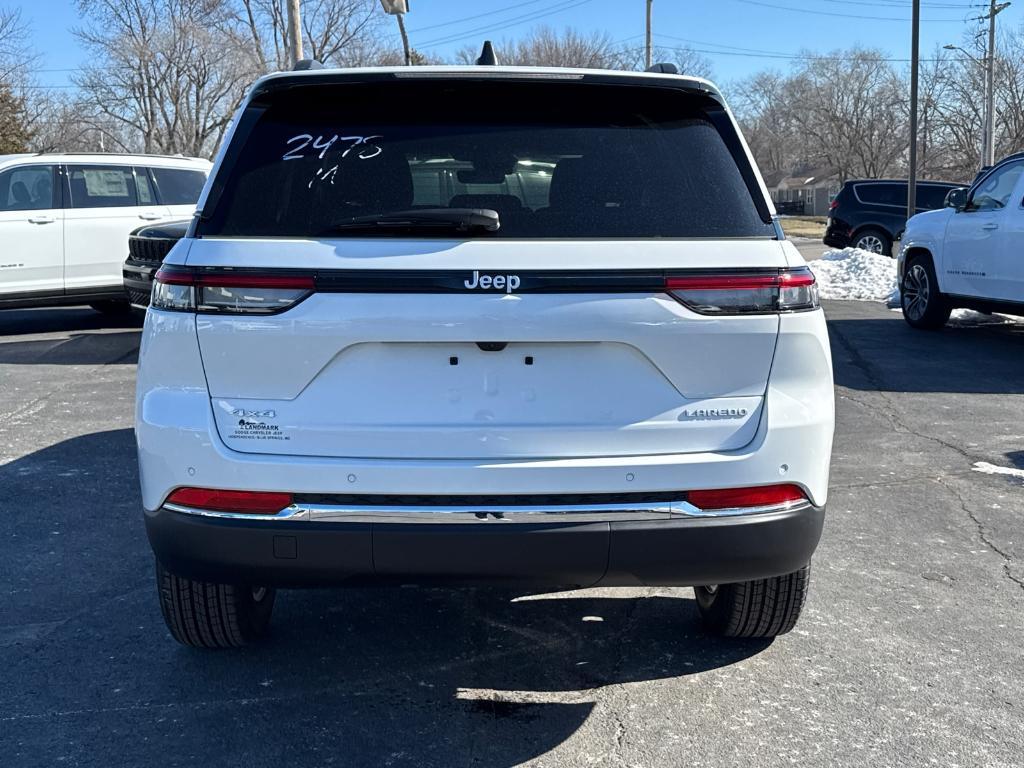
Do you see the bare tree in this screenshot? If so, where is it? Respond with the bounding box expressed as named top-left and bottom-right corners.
top-left (0, 6), bottom-right (36, 151)
top-left (456, 26), bottom-right (621, 68)
top-left (231, 0), bottom-right (384, 71)
top-left (734, 49), bottom-right (908, 181)
top-left (615, 43), bottom-right (712, 78)
top-left (74, 0), bottom-right (256, 156)
top-left (0, 6), bottom-right (33, 84)
top-left (732, 70), bottom-right (804, 176)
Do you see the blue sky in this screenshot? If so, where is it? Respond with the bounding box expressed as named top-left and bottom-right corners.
top-left (21, 0), bottom-right (1024, 95)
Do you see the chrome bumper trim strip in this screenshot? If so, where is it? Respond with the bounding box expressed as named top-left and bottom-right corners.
top-left (163, 499), bottom-right (812, 524)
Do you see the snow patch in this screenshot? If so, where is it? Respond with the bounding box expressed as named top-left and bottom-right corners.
top-left (949, 308), bottom-right (1018, 326)
top-left (972, 461), bottom-right (1024, 480)
top-left (808, 248), bottom-right (899, 303)
top-left (810, 248), bottom-right (1020, 326)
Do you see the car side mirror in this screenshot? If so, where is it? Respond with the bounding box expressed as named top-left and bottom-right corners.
top-left (945, 188), bottom-right (968, 211)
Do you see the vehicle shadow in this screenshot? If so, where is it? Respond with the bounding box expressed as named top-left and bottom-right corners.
top-left (2, 429), bottom-right (771, 768)
top-left (0, 306), bottom-right (143, 337)
top-left (828, 313), bottom-right (1024, 394)
top-left (0, 330), bottom-right (141, 365)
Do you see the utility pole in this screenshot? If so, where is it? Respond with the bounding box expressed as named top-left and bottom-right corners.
top-left (397, 13), bottom-right (412, 65)
top-left (645, 0), bottom-right (653, 69)
top-left (908, 0), bottom-right (920, 220)
top-left (983, 0), bottom-right (1011, 167)
top-left (286, 0), bottom-right (303, 67)
top-left (380, 0), bottom-right (412, 66)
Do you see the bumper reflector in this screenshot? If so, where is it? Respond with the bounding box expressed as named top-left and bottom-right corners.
top-left (687, 484), bottom-right (807, 510)
top-left (166, 488), bottom-right (294, 514)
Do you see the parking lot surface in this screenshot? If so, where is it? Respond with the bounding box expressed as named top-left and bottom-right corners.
top-left (2, 301), bottom-right (1022, 768)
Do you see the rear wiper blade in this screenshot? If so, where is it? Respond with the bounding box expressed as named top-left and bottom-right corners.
top-left (324, 208), bottom-right (500, 234)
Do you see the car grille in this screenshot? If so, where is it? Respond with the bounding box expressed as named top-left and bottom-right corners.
top-left (127, 286), bottom-right (153, 306)
top-left (128, 236), bottom-right (178, 264)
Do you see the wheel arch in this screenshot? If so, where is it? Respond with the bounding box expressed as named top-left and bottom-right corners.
top-left (850, 222), bottom-right (895, 242)
top-left (902, 246), bottom-right (943, 292)
top-left (849, 224), bottom-right (894, 255)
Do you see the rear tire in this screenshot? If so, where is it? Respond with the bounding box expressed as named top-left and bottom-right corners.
top-left (694, 564), bottom-right (810, 638)
top-left (89, 300), bottom-right (134, 316)
top-left (156, 560), bottom-right (275, 648)
top-left (853, 228), bottom-right (892, 256)
top-left (901, 257), bottom-right (951, 330)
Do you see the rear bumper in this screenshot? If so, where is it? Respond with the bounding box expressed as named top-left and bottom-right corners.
top-left (123, 258), bottom-right (158, 307)
top-left (145, 502), bottom-right (825, 588)
top-left (822, 228), bottom-right (850, 250)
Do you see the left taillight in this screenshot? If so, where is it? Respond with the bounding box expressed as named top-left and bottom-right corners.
top-left (666, 268), bottom-right (818, 315)
top-left (152, 268), bottom-right (315, 314)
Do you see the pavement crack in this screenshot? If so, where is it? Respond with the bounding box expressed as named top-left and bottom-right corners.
top-left (831, 323), bottom-right (991, 467)
top-left (831, 470), bottom-right (975, 491)
top-left (937, 476), bottom-right (1024, 594)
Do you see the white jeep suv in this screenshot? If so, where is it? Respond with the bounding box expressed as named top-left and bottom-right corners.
top-left (900, 152), bottom-right (1024, 329)
top-left (0, 153), bottom-right (209, 313)
top-left (135, 65), bottom-right (835, 648)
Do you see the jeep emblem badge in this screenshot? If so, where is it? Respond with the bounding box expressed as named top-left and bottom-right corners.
top-left (464, 270), bottom-right (521, 294)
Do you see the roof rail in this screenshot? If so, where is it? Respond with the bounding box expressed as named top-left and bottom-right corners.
top-left (31, 151), bottom-right (208, 161)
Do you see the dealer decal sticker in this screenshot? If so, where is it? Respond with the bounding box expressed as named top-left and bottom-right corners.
top-left (229, 417), bottom-right (290, 442)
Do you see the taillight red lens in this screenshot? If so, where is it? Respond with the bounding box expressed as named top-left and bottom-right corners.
top-left (151, 268), bottom-right (314, 314)
top-left (829, 198), bottom-right (839, 210)
top-left (666, 269), bottom-right (818, 315)
top-left (166, 487), bottom-right (294, 514)
top-left (687, 484), bottom-right (807, 510)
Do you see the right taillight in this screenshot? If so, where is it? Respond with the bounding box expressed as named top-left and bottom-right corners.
top-left (152, 268), bottom-right (315, 314)
top-left (666, 268), bottom-right (818, 315)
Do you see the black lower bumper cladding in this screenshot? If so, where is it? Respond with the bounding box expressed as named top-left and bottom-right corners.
top-left (146, 503), bottom-right (825, 589)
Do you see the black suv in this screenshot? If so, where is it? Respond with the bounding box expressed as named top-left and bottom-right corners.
top-left (823, 179), bottom-right (962, 256)
top-left (123, 219), bottom-right (189, 307)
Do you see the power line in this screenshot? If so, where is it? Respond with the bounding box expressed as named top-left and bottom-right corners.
top-left (645, 36), bottom-right (973, 63)
top-left (815, 0), bottom-right (984, 7)
top-left (726, 0), bottom-right (974, 21)
top-left (412, 0), bottom-right (596, 48)
top-left (406, 0), bottom-right (552, 34)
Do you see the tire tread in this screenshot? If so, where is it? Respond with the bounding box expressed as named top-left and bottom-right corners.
top-left (697, 564), bottom-right (810, 638)
top-left (155, 561), bottom-right (273, 648)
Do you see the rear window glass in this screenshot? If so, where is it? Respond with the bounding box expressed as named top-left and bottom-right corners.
top-left (151, 167), bottom-right (207, 205)
top-left (199, 80), bottom-right (772, 239)
top-left (0, 165), bottom-right (55, 211)
top-left (855, 183), bottom-right (905, 207)
top-left (916, 185), bottom-right (952, 210)
top-left (68, 165), bottom-right (140, 208)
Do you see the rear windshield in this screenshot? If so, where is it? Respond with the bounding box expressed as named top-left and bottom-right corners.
top-left (199, 79), bottom-right (773, 239)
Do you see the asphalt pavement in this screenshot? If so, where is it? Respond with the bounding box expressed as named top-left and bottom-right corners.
top-left (1, 301), bottom-right (1022, 768)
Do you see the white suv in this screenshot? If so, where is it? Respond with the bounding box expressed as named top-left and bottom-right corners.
top-left (0, 153), bottom-right (210, 313)
top-left (900, 152), bottom-right (1024, 329)
top-left (136, 66), bottom-right (835, 648)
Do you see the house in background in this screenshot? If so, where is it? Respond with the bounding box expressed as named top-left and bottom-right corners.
top-left (763, 167), bottom-right (842, 216)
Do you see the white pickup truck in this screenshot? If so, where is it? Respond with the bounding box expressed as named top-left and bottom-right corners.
top-left (899, 152), bottom-right (1024, 329)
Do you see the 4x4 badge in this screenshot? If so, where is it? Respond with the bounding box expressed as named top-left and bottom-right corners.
top-left (230, 408), bottom-right (277, 418)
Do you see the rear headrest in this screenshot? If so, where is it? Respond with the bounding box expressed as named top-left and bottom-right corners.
top-left (319, 151), bottom-right (414, 213)
top-left (11, 181), bottom-right (30, 205)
